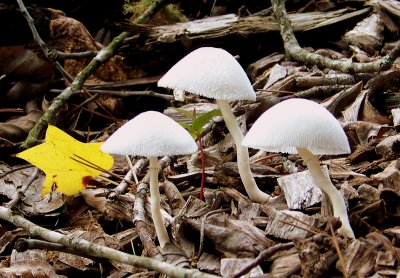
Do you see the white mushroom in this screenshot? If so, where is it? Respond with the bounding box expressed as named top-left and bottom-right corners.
top-left (101, 111), bottom-right (198, 248)
top-left (242, 98), bottom-right (355, 238)
top-left (158, 47), bottom-right (270, 204)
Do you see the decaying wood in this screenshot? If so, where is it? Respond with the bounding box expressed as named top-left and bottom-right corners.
top-left (80, 189), bottom-right (135, 221)
top-left (258, 74), bottom-right (298, 97)
top-left (212, 161), bottom-right (279, 194)
top-left (322, 82), bottom-right (363, 117)
top-left (196, 252), bottom-right (221, 275)
top-left (340, 239), bottom-right (378, 276)
top-left (161, 179), bottom-right (185, 216)
top-left (326, 158), bottom-right (366, 180)
top-left (344, 13), bottom-right (384, 54)
top-left (375, 134), bottom-right (400, 160)
top-left (281, 85), bottom-right (352, 102)
top-left (246, 53), bottom-right (285, 81)
top-left (277, 167), bottom-right (324, 210)
top-left (293, 236), bottom-right (338, 277)
top-left (263, 206), bottom-right (326, 240)
top-left (269, 252), bottom-right (301, 278)
top-left (134, 183), bottom-right (162, 259)
top-left (184, 213), bottom-right (275, 255)
top-left (372, 160), bottom-right (400, 193)
top-left (220, 258), bottom-right (263, 277)
top-left (125, 8), bottom-right (371, 49)
top-left (295, 74), bottom-right (368, 88)
top-left (271, 0), bottom-right (398, 73)
top-left (377, 0), bottom-right (400, 19)
top-left (263, 64), bottom-right (287, 89)
top-left (343, 121), bottom-right (389, 147)
top-left (357, 184), bottom-right (380, 205)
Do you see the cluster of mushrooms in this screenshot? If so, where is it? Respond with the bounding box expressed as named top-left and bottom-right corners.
top-left (101, 47), bottom-right (355, 249)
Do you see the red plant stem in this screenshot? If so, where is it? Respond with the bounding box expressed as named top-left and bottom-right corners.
top-left (198, 132), bottom-right (205, 201)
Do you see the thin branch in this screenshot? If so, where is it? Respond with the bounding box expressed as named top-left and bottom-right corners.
top-left (0, 206), bottom-right (219, 278)
top-left (0, 108), bottom-right (25, 114)
top-left (329, 223), bottom-right (349, 278)
top-left (15, 0), bottom-right (70, 81)
top-left (16, 0), bottom-right (48, 56)
top-left (113, 158), bottom-right (148, 195)
top-left (59, 93), bottom-right (100, 122)
top-left (14, 238), bottom-right (99, 261)
top-left (48, 49), bottom-right (98, 60)
top-left (126, 155), bottom-right (140, 184)
top-left (5, 168), bottom-right (39, 208)
top-left (113, 170), bottom-right (138, 195)
top-left (233, 242), bottom-right (295, 278)
top-left (197, 208), bottom-right (230, 259)
top-left (198, 134), bottom-right (205, 201)
top-left (134, 183), bottom-right (162, 259)
top-left (271, 0), bottom-right (399, 73)
top-left (0, 165), bottom-right (33, 179)
top-left (49, 89), bottom-right (174, 100)
top-left (21, 0), bottom-right (168, 149)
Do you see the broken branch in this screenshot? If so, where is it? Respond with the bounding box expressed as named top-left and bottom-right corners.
top-left (271, 0), bottom-right (399, 73)
top-left (20, 0), bottom-right (168, 148)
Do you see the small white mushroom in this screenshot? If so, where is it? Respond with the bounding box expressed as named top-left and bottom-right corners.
top-left (242, 98), bottom-right (355, 238)
top-left (101, 111), bottom-right (198, 248)
top-left (158, 47), bottom-right (270, 204)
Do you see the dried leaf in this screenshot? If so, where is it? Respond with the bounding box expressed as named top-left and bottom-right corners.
top-left (0, 110), bottom-right (43, 143)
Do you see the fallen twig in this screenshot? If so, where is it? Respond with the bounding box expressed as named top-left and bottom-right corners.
top-left (14, 238), bottom-right (99, 261)
top-left (0, 206), bottom-right (220, 278)
top-left (5, 168), bottom-right (39, 208)
top-left (233, 242), bottom-right (295, 278)
top-left (329, 223), bottom-right (349, 278)
top-left (0, 165), bottom-right (33, 179)
top-left (134, 183), bottom-right (162, 259)
top-left (197, 208), bottom-right (230, 260)
top-left (15, 0), bottom-right (69, 80)
top-left (20, 0), bottom-right (168, 149)
top-left (271, 0), bottom-right (400, 73)
top-left (49, 88), bottom-right (174, 100)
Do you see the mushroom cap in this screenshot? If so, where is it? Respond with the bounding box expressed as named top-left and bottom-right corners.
top-left (242, 98), bottom-right (351, 155)
top-left (158, 47), bottom-right (256, 101)
top-left (101, 111), bottom-right (198, 157)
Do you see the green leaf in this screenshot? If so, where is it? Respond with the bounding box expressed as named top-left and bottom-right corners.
top-left (192, 109), bottom-right (222, 132)
top-left (178, 122), bottom-right (198, 140)
top-left (168, 107), bottom-right (195, 120)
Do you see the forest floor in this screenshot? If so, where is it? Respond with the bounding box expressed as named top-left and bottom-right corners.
top-left (0, 0), bottom-right (400, 277)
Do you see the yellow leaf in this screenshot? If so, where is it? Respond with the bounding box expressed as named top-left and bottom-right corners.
top-left (16, 125), bottom-right (114, 196)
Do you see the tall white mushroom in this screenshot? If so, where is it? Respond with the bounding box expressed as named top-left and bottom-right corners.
top-left (242, 98), bottom-right (355, 238)
top-left (158, 47), bottom-right (270, 204)
top-left (101, 111), bottom-right (198, 248)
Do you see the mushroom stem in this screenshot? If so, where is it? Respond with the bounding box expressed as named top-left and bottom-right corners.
top-left (216, 99), bottom-right (271, 203)
top-left (296, 147), bottom-right (355, 238)
top-left (149, 156), bottom-right (170, 248)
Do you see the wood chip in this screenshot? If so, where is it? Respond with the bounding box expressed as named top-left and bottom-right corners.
top-left (376, 135), bottom-right (400, 160)
top-left (371, 160), bottom-right (400, 193)
top-left (277, 167), bottom-right (327, 210)
top-left (264, 207), bottom-right (321, 240)
top-left (220, 258), bottom-right (263, 277)
top-left (270, 252), bottom-right (301, 277)
top-left (345, 13), bottom-right (384, 54)
top-left (339, 239), bottom-right (378, 277)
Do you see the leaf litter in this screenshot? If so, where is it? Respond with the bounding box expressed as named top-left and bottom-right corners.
top-left (0, 0), bottom-right (400, 277)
